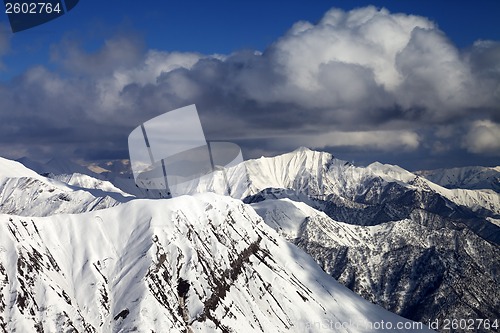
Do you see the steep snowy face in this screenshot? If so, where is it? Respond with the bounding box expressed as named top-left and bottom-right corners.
top-left (0, 158), bottom-right (48, 180)
top-left (0, 194), bottom-right (432, 333)
top-left (235, 148), bottom-right (499, 244)
top-left (365, 162), bottom-right (500, 216)
top-left (416, 166), bottom-right (500, 193)
top-left (0, 158), bottom-right (121, 216)
top-left (205, 148), bottom-right (498, 217)
top-left (215, 148), bottom-right (500, 332)
top-left (252, 199), bottom-right (500, 327)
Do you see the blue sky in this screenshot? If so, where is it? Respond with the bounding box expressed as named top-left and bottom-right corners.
top-left (2, 0), bottom-right (500, 78)
top-left (0, 1), bottom-right (499, 169)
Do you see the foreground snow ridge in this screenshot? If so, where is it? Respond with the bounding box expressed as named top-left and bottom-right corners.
top-left (0, 193), bottom-right (432, 332)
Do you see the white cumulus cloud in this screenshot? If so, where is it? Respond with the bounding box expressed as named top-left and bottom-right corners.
top-left (0, 7), bottom-right (499, 167)
top-left (463, 120), bottom-right (500, 155)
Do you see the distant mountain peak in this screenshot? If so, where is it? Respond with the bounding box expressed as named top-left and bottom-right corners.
top-left (416, 165), bottom-right (500, 192)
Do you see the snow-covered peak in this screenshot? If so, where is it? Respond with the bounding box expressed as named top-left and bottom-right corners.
top-left (255, 146), bottom-right (334, 169)
top-left (366, 161), bottom-right (416, 183)
top-left (416, 165), bottom-right (500, 192)
top-left (289, 146), bottom-right (318, 154)
top-left (0, 193), bottom-right (434, 332)
top-left (246, 147), bottom-right (333, 190)
top-left (0, 157), bottom-right (46, 180)
top-left (158, 148), bottom-right (499, 218)
top-left (1, 158), bottom-right (122, 216)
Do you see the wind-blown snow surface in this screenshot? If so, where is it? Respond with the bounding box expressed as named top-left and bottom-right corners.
top-left (51, 173), bottom-right (133, 200)
top-left (0, 194), bottom-right (432, 332)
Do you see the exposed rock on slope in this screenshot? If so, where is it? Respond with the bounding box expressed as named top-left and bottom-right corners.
top-left (0, 194), bottom-right (432, 332)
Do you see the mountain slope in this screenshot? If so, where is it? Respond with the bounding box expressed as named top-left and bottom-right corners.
top-left (51, 173), bottom-right (133, 200)
top-left (21, 148), bottom-right (499, 220)
top-left (7, 149), bottom-right (499, 332)
top-left (0, 193), bottom-right (432, 332)
top-left (17, 157), bottom-right (97, 178)
top-left (17, 156), bottom-right (167, 200)
top-left (194, 148), bottom-right (499, 331)
top-left (236, 148), bottom-right (499, 216)
top-left (252, 198), bottom-right (500, 329)
top-left (231, 149), bottom-right (499, 245)
top-left (416, 166), bottom-right (500, 193)
top-left (0, 157), bottom-right (121, 216)
top-left (171, 147), bottom-right (498, 220)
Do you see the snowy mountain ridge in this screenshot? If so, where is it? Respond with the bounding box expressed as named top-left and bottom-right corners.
top-left (252, 198), bottom-right (500, 326)
top-left (0, 193), bottom-right (433, 332)
top-left (8, 148), bottom-right (499, 332)
top-left (16, 148), bottom-right (500, 217)
top-left (0, 157), bottom-right (121, 216)
top-left (415, 165), bottom-right (500, 193)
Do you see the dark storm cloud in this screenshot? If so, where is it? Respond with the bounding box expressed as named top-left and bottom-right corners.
top-left (0, 6), bottom-right (499, 168)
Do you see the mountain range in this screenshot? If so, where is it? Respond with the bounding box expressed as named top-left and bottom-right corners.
top-left (1, 148), bottom-right (498, 332)
top-left (415, 166), bottom-right (500, 193)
